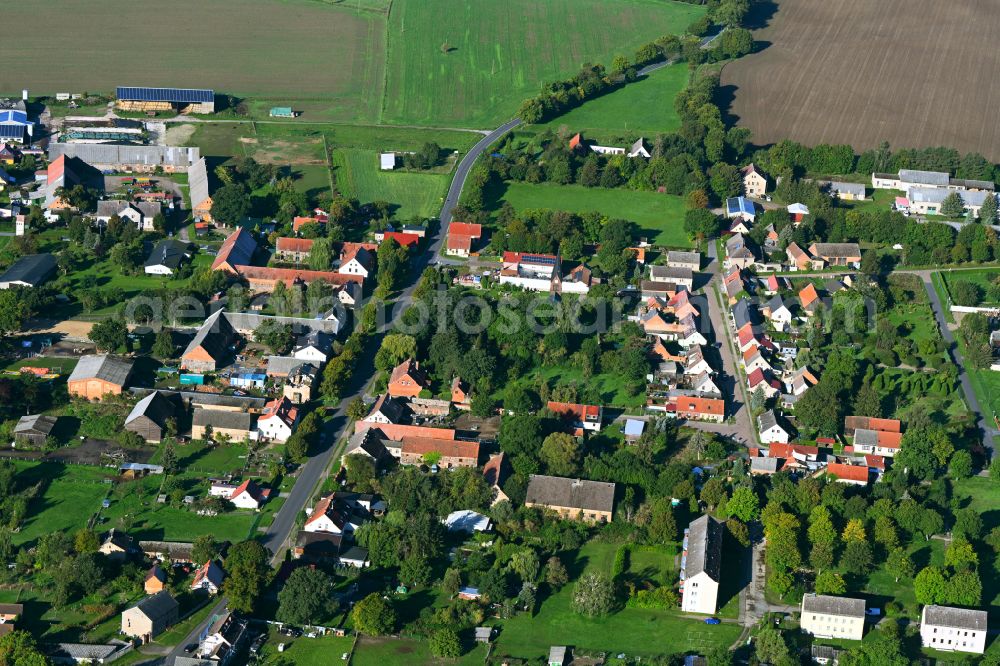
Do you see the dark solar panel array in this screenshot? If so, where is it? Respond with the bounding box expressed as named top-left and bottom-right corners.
top-left (521, 255), bottom-right (558, 265)
top-left (0, 125), bottom-right (25, 140)
top-left (116, 87), bottom-right (214, 104)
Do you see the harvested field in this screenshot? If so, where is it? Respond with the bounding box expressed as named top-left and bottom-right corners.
top-left (721, 0), bottom-right (1000, 160)
top-left (2, 0), bottom-right (386, 122)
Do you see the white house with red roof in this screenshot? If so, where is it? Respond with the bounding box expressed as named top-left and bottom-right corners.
top-left (303, 494), bottom-right (364, 535)
top-left (190, 560), bottom-right (225, 594)
top-left (446, 222), bottom-right (483, 258)
top-left (258, 397), bottom-right (300, 443)
top-left (338, 246), bottom-right (374, 278)
top-left (209, 479), bottom-right (271, 510)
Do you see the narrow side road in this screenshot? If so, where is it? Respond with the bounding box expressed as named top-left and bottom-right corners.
top-left (161, 111), bottom-right (520, 666)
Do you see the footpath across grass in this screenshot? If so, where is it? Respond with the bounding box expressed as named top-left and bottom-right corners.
top-left (498, 182), bottom-right (690, 247)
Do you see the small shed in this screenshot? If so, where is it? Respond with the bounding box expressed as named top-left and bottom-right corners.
top-left (269, 107), bottom-right (295, 118)
top-left (474, 627), bottom-right (492, 643)
top-left (379, 153), bottom-right (396, 170)
top-left (549, 646), bottom-right (567, 666)
top-left (623, 418), bottom-right (645, 441)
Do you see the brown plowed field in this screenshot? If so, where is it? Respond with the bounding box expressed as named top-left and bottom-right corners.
top-left (721, 0), bottom-right (1000, 160)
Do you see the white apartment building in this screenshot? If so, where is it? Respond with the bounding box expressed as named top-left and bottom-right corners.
top-left (800, 594), bottom-right (866, 641)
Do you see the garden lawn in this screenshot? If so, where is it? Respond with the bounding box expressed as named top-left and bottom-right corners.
top-left (863, 539), bottom-right (944, 615)
top-left (493, 541), bottom-right (739, 660)
top-left (14, 462), bottom-right (110, 546)
top-left (535, 63), bottom-right (690, 139)
top-left (498, 182), bottom-right (689, 247)
top-left (382, 0), bottom-right (705, 127)
top-left (332, 148), bottom-right (449, 220)
top-left (500, 364), bottom-right (647, 409)
top-left (3, 357), bottom-right (78, 374)
top-left (942, 268), bottom-right (1000, 305)
top-left (259, 634), bottom-right (357, 666)
top-left (951, 327), bottom-right (1000, 423)
top-left (351, 636), bottom-right (487, 666)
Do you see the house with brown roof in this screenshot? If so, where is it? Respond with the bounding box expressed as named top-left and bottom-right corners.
top-left (145, 564), bottom-right (167, 595)
top-left (674, 396), bottom-right (725, 423)
top-left (274, 237), bottom-right (314, 263)
top-left (843, 415), bottom-right (901, 437)
top-left (293, 216), bottom-right (322, 233)
top-left (547, 401), bottom-right (603, 435)
top-left (786, 242), bottom-right (811, 271)
top-left (211, 228), bottom-right (257, 274)
top-left (235, 265), bottom-right (362, 293)
top-left (400, 436), bottom-right (480, 468)
top-left (446, 222), bottom-right (483, 258)
top-left (825, 462), bottom-right (869, 486)
top-left (451, 376), bottom-right (471, 409)
top-left (741, 163), bottom-right (768, 197)
top-left (68, 355), bottom-right (133, 400)
top-left (482, 453), bottom-right (511, 505)
top-left (524, 475), bottom-right (615, 523)
top-left (387, 358), bottom-right (429, 398)
top-left (799, 283), bottom-right (820, 314)
top-left (808, 243), bottom-right (861, 269)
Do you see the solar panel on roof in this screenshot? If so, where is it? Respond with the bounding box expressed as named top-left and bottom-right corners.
top-left (522, 255), bottom-right (557, 265)
top-left (0, 126), bottom-right (25, 140)
top-left (116, 87), bottom-right (214, 104)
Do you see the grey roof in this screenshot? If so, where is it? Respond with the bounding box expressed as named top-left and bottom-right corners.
top-left (853, 429), bottom-right (878, 448)
top-left (802, 594), bottom-right (865, 618)
top-left (732, 299), bottom-right (754, 329)
top-left (224, 312), bottom-right (342, 336)
top-left (811, 645), bottom-right (842, 660)
top-left (685, 514), bottom-right (723, 582)
top-left (650, 265), bottom-right (693, 283)
top-left (189, 157), bottom-right (210, 207)
top-left (369, 394), bottom-right (405, 422)
top-left (830, 181), bottom-right (865, 195)
top-left (131, 388), bottom-right (266, 409)
top-left (192, 409), bottom-right (254, 431)
top-left (810, 243), bottom-right (861, 259)
top-left (181, 310), bottom-right (234, 363)
top-left (130, 591), bottom-right (178, 621)
top-left (46, 643), bottom-right (123, 661)
top-left (951, 177), bottom-right (995, 191)
top-left (525, 475), bottom-right (615, 514)
top-left (125, 391), bottom-right (175, 428)
top-left (0, 253), bottom-right (57, 287)
top-left (909, 186), bottom-right (989, 207)
top-left (667, 250), bottom-right (701, 268)
top-left (48, 143), bottom-right (200, 169)
top-left (14, 414), bottom-right (57, 437)
top-left (68, 355), bottom-right (133, 386)
top-left (922, 605), bottom-right (987, 631)
top-left (758, 409), bottom-right (780, 432)
top-left (899, 169), bottom-right (950, 187)
top-left (266, 356), bottom-right (304, 377)
top-left (751, 457), bottom-right (779, 473)
top-left (549, 646), bottom-right (567, 662)
top-left (145, 240), bottom-right (190, 270)
top-left (766, 295), bottom-right (787, 312)
top-left (97, 199), bottom-right (160, 219)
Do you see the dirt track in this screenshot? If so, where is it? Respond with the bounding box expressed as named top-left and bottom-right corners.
top-left (721, 0), bottom-right (1000, 160)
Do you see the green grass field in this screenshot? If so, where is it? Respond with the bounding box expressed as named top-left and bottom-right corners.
top-left (13, 462), bottom-right (109, 546)
top-left (498, 182), bottom-right (690, 247)
top-left (942, 268), bottom-right (1000, 305)
top-left (352, 637), bottom-right (487, 666)
top-left (381, 0), bottom-right (705, 127)
top-left (534, 63), bottom-right (690, 140)
top-left (332, 148), bottom-right (449, 219)
top-left (493, 541), bottom-right (740, 660)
